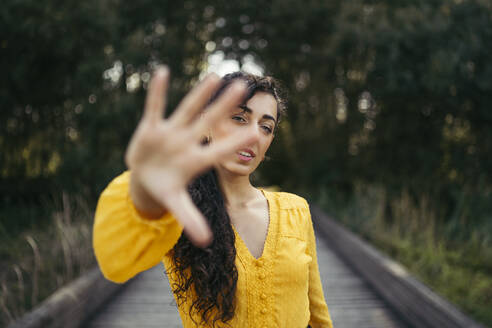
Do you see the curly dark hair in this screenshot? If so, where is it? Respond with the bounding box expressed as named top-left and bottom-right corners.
top-left (166, 71), bottom-right (287, 327)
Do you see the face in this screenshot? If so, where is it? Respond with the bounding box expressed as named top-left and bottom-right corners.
top-left (209, 91), bottom-right (277, 176)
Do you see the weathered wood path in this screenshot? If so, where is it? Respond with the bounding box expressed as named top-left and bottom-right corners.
top-left (84, 229), bottom-right (406, 328)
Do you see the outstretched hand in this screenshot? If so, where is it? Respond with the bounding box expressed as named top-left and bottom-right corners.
top-left (125, 66), bottom-right (256, 247)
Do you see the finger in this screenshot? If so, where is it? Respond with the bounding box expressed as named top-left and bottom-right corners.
top-left (190, 81), bottom-right (248, 139)
top-left (162, 190), bottom-right (213, 247)
top-left (201, 128), bottom-right (259, 167)
top-left (169, 73), bottom-right (222, 127)
top-left (143, 66), bottom-right (170, 124)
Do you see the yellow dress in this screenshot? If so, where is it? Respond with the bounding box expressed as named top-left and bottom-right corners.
top-left (93, 171), bottom-right (334, 328)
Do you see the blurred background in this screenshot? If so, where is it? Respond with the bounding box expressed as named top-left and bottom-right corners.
top-left (1, 0), bottom-right (491, 326)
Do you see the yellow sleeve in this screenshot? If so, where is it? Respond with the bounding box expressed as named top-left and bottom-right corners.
top-left (93, 170), bottom-right (184, 283)
top-left (304, 203), bottom-right (334, 328)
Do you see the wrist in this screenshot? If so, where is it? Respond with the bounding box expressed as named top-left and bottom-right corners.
top-left (129, 171), bottom-right (167, 219)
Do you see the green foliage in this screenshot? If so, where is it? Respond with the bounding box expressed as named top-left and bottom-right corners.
top-left (3, 0), bottom-right (492, 210)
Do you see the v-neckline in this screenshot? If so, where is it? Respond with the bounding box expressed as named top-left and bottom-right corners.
top-left (231, 188), bottom-right (274, 263)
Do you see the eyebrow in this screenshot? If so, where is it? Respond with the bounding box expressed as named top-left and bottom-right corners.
top-left (238, 105), bottom-right (277, 124)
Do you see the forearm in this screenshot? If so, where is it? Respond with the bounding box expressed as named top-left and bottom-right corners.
top-left (93, 171), bottom-right (183, 283)
top-left (304, 205), bottom-right (334, 328)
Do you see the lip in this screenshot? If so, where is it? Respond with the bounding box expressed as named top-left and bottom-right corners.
top-left (237, 148), bottom-right (256, 157)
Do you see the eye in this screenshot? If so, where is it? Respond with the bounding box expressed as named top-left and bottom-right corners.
top-left (232, 116), bottom-right (246, 122)
top-left (261, 125), bottom-right (273, 134)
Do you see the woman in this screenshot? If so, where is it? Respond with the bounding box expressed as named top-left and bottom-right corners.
top-left (93, 66), bottom-right (333, 328)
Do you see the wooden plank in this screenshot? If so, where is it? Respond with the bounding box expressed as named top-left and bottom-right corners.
top-left (7, 267), bottom-right (124, 328)
top-left (84, 264), bottom-right (182, 328)
top-left (310, 204), bottom-right (485, 328)
top-left (314, 231), bottom-right (406, 328)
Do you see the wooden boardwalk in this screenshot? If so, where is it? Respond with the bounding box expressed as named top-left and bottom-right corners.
top-left (84, 231), bottom-right (406, 328)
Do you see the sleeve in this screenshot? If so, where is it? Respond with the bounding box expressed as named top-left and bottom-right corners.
top-left (93, 170), bottom-right (184, 283)
top-left (304, 202), bottom-right (334, 328)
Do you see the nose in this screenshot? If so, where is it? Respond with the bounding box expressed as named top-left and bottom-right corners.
top-left (244, 123), bottom-right (261, 144)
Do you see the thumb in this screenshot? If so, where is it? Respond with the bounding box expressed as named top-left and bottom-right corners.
top-left (162, 189), bottom-right (213, 247)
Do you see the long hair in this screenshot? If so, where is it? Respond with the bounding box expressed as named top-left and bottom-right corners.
top-left (166, 71), bottom-right (287, 327)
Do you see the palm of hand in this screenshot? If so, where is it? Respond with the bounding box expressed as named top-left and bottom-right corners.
top-left (124, 67), bottom-right (256, 247)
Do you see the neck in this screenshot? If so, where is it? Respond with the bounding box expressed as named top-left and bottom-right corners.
top-left (215, 168), bottom-right (259, 209)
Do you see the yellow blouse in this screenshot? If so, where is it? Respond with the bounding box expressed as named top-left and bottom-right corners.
top-left (93, 171), bottom-right (333, 328)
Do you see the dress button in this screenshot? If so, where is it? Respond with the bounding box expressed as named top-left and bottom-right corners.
top-left (256, 260), bottom-right (263, 267)
top-left (261, 308), bottom-right (267, 314)
top-left (259, 272), bottom-right (266, 279)
top-left (260, 293), bottom-right (267, 300)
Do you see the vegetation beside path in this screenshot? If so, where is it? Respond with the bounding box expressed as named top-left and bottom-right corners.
top-left (0, 193), bottom-right (96, 327)
top-left (314, 184), bottom-right (492, 327)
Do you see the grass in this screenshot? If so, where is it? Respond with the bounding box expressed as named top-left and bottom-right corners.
top-left (314, 184), bottom-right (492, 327)
top-left (0, 192), bottom-right (96, 327)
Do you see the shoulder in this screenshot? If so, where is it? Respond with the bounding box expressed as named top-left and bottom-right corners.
top-left (266, 190), bottom-right (312, 237)
top-left (266, 190), bottom-right (309, 210)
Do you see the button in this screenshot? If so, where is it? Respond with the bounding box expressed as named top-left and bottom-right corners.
top-left (260, 293), bottom-right (267, 300)
top-left (259, 272), bottom-right (266, 279)
top-left (261, 308), bottom-right (267, 314)
top-left (255, 261), bottom-right (263, 267)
